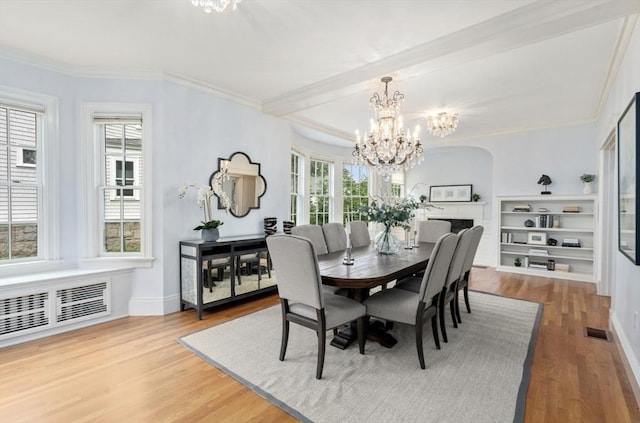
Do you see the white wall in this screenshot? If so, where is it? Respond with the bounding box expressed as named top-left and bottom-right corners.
top-left (0, 56), bottom-right (293, 316)
top-left (596, 18), bottom-right (640, 389)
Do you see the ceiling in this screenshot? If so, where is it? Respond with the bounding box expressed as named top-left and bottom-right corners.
top-left (1, 0), bottom-right (639, 147)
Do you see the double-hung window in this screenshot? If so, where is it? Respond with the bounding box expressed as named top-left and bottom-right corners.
top-left (290, 152), bottom-right (303, 224)
top-left (343, 164), bottom-right (369, 224)
top-left (81, 104), bottom-right (152, 266)
top-left (309, 159), bottom-right (332, 225)
top-left (0, 104), bottom-right (41, 262)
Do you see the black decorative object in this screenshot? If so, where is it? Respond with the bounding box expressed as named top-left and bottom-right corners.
top-left (537, 174), bottom-right (552, 195)
top-left (524, 219), bottom-right (534, 227)
top-left (282, 220), bottom-right (295, 234)
top-left (618, 91), bottom-right (639, 265)
top-left (264, 217), bottom-right (277, 236)
top-left (547, 238), bottom-right (558, 246)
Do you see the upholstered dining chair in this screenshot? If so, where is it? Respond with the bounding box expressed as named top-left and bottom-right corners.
top-left (363, 233), bottom-right (458, 369)
top-left (455, 225), bottom-right (484, 323)
top-left (416, 219), bottom-right (452, 243)
top-left (291, 224), bottom-right (329, 255)
top-left (266, 234), bottom-right (367, 379)
top-left (322, 222), bottom-right (348, 253)
top-left (349, 220), bottom-right (371, 248)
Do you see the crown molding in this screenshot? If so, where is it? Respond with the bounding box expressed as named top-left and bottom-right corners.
top-left (594, 13), bottom-right (639, 118)
top-left (163, 73), bottom-right (261, 109)
top-left (262, 0), bottom-right (640, 117)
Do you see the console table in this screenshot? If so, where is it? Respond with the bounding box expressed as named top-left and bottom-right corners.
top-left (179, 234), bottom-right (275, 319)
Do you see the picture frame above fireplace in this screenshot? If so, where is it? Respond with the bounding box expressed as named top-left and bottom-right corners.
top-left (429, 184), bottom-right (472, 202)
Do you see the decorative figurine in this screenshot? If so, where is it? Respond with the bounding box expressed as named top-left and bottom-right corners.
top-left (537, 174), bottom-right (552, 195)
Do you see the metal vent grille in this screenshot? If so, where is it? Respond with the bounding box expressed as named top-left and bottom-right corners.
top-left (56, 282), bottom-right (108, 323)
top-left (0, 292), bottom-right (49, 336)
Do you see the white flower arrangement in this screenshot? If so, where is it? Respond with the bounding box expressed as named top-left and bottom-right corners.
top-left (179, 173), bottom-right (232, 230)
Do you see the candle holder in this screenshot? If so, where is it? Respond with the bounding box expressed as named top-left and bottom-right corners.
top-left (412, 230), bottom-right (420, 247)
top-left (404, 228), bottom-right (413, 250)
top-left (343, 247), bottom-right (354, 265)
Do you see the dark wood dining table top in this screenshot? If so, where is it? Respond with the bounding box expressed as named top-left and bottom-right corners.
top-left (317, 242), bottom-right (435, 290)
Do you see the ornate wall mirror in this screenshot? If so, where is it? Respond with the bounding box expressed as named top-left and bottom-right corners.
top-left (210, 152), bottom-right (266, 218)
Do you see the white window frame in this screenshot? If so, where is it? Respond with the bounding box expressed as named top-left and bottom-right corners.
top-left (108, 157), bottom-right (141, 201)
top-left (0, 87), bottom-right (60, 277)
top-left (16, 146), bottom-right (37, 168)
top-left (290, 151), bottom-right (304, 225)
top-left (80, 103), bottom-right (153, 268)
top-left (308, 158), bottom-right (334, 226)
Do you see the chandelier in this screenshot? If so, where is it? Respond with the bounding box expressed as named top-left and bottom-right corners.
top-left (426, 111), bottom-right (459, 138)
top-left (191, 0), bottom-right (241, 13)
top-left (353, 77), bottom-right (424, 180)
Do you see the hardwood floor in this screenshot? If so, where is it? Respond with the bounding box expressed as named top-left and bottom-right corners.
top-left (1, 268), bottom-right (638, 422)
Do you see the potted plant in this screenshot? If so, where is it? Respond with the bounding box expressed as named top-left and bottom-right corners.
top-left (514, 257), bottom-right (522, 267)
top-left (471, 193), bottom-right (480, 202)
top-left (179, 178), bottom-right (231, 241)
top-left (580, 174), bottom-right (596, 194)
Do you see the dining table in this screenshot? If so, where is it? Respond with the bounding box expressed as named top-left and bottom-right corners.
top-left (317, 242), bottom-right (435, 348)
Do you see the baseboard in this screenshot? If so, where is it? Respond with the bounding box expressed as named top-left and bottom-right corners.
top-left (610, 313), bottom-right (640, 409)
top-left (129, 294), bottom-right (181, 316)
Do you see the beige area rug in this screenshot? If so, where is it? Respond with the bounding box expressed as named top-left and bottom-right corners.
top-left (179, 291), bottom-right (541, 423)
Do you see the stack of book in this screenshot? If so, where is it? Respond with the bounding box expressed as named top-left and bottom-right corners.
top-left (562, 205), bottom-right (580, 213)
top-left (528, 260), bottom-right (548, 269)
top-left (528, 248), bottom-right (548, 256)
top-left (501, 232), bottom-right (513, 243)
top-left (513, 204), bottom-right (531, 212)
top-left (535, 214), bottom-right (554, 228)
top-left (555, 263), bottom-right (570, 272)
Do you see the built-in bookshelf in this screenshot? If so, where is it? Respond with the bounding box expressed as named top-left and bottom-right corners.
top-left (497, 195), bottom-right (596, 282)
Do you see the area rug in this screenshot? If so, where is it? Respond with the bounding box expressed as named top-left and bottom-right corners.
top-left (179, 291), bottom-right (541, 423)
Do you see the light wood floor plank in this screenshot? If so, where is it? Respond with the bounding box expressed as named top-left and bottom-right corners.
top-left (1, 269), bottom-right (638, 422)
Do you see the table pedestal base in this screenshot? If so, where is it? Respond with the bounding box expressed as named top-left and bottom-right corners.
top-left (330, 320), bottom-right (397, 349)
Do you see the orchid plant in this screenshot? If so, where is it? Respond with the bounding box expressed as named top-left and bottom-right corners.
top-left (179, 173), bottom-right (231, 231)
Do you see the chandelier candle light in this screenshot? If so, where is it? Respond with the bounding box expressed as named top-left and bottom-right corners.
top-left (191, 0), bottom-right (241, 13)
top-left (353, 77), bottom-right (424, 180)
top-left (426, 111), bottom-right (459, 138)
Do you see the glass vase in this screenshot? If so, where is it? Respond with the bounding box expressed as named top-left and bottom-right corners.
top-left (374, 226), bottom-right (401, 255)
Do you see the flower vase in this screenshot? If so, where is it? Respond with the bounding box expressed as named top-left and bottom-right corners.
top-left (583, 182), bottom-right (593, 195)
top-left (374, 226), bottom-right (401, 255)
top-left (201, 228), bottom-right (220, 242)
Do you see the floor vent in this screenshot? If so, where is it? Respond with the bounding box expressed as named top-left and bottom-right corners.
top-left (0, 292), bottom-right (49, 336)
top-left (584, 326), bottom-right (611, 341)
top-left (56, 282), bottom-right (109, 324)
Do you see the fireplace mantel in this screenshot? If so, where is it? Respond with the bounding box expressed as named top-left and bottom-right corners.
top-left (414, 201), bottom-right (486, 223)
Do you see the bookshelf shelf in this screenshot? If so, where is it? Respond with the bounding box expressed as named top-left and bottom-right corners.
top-left (497, 195), bottom-right (596, 283)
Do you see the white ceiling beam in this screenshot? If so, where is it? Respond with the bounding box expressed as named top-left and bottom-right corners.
top-left (262, 0), bottom-right (640, 117)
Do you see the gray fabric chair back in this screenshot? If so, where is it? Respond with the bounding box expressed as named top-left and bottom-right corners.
top-left (445, 228), bottom-right (474, 289)
top-left (419, 233), bottom-right (458, 302)
top-left (349, 221), bottom-right (371, 248)
top-left (417, 220), bottom-right (452, 243)
top-left (461, 225), bottom-right (484, 275)
top-left (291, 224), bottom-right (329, 255)
top-left (266, 235), bottom-right (324, 309)
top-left (322, 222), bottom-right (348, 253)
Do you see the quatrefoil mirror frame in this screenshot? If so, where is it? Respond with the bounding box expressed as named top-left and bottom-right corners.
top-left (210, 151), bottom-right (267, 218)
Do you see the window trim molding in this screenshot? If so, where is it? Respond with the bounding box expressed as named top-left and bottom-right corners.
top-left (0, 87), bottom-right (60, 276)
top-left (80, 103), bottom-right (153, 267)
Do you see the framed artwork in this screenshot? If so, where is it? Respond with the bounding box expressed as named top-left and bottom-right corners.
top-left (618, 91), bottom-right (639, 265)
top-left (429, 184), bottom-right (472, 202)
top-left (527, 232), bottom-right (547, 245)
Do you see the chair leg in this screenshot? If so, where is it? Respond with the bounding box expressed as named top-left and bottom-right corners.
top-left (450, 299), bottom-right (458, 329)
top-left (464, 285), bottom-right (471, 313)
top-left (415, 315), bottom-right (426, 369)
top-left (431, 314), bottom-right (440, 350)
top-left (316, 328), bottom-right (326, 379)
top-left (455, 289), bottom-right (462, 324)
top-left (439, 294), bottom-right (448, 343)
top-left (279, 316), bottom-right (289, 361)
top-left (357, 316), bottom-right (366, 355)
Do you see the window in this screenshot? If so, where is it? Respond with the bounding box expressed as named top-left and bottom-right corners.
top-left (290, 152), bottom-right (303, 224)
top-left (343, 164), bottom-right (369, 224)
top-left (81, 103), bottom-right (152, 266)
top-left (309, 159), bottom-right (331, 225)
top-left (0, 105), bottom-right (41, 262)
top-left (390, 172), bottom-right (405, 199)
top-left (99, 120), bottom-right (143, 253)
